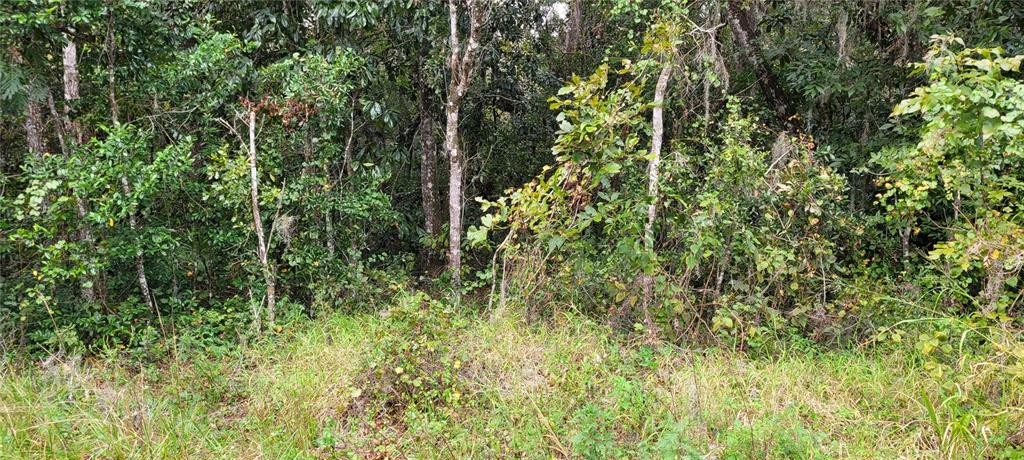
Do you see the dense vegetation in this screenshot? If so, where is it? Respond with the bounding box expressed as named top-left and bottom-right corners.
top-left (1, 0), bottom-right (1022, 457)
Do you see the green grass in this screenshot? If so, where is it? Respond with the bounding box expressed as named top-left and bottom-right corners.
top-left (0, 309), bottom-right (973, 459)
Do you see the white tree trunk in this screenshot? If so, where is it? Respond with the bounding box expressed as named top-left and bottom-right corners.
top-left (446, 100), bottom-right (463, 287)
top-left (61, 38), bottom-right (100, 305)
top-left (444, 0), bottom-right (484, 290)
top-left (641, 62), bottom-right (674, 328)
top-left (247, 109), bottom-right (276, 327)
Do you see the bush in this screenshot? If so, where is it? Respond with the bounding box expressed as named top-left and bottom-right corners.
top-left (347, 291), bottom-right (469, 422)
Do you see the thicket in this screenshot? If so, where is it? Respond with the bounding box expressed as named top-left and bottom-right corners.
top-left (1, 0), bottom-right (1023, 454)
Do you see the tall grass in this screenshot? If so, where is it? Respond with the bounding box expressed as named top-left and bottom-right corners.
top-left (2, 310), bottom-right (1013, 458)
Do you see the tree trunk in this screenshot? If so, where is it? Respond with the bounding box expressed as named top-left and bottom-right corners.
top-left (445, 0), bottom-right (484, 290)
top-left (563, 0), bottom-right (583, 53)
top-left (641, 62), bottom-right (673, 331)
top-left (982, 259), bottom-right (1006, 314)
top-left (62, 43), bottom-right (81, 143)
top-left (107, 6), bottom-right (156, 314)
top-left (419, 113), bottom-right (439, 242)
top-left (247, 109), bottom-right (276, 327)
top-left (24, 98), bottom-right (46, 157)
top-left (323, 141), bottom-right (337, 260)
top-left (9, 48), bottom-right (46, 158)
top-left (445, 99), bottom-right (464, 287)
top-left (418, 64), bottom-right (440, 267)
top-left (726, 0), bottom-right (797, 132)
top-left (59, 38), bottom-right (102, 305)
top-left (900, 226), bottom-right (910, 260)
top-left (106, 8), bottom-right (119, 124)
top-left (342, 99), bottom-right (356, 177)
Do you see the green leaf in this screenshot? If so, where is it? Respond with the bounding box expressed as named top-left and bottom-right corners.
top-left (600, 162), bottom-right (621, 176)
top-left (466, 226), bottom-right (488, 247)
top-left (546, 235), bottom-right (565, 252)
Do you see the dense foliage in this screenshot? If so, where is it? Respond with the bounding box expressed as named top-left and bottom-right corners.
top-left (1, 0), bottom-right (1023, 455)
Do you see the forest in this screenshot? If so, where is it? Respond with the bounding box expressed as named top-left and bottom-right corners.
top-left (1, 0), bottom-right (1023, 458)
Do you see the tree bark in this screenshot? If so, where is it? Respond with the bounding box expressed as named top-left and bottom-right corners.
top-left (563, 0), bottom-right (583, 53)
top-left (46, 91), bottom-right (65, 153)
top-left (641, 62), bottom-right (674, 331)
top-left (726, 0), bottom-right (797, 132)
top-left (24, 97), bottom-right (46, 157)
top-left (982, 259), bottom-right (1006, 314)
top-left (106, 8), bottom-right (119, 125)
top-left (445, 99), bottom-right (464, 287)
top-left (322, 136), bottom-right (337, 260)
top-left (444, 0), bottom-right (485, 290)
top-left (419, 81), bottom-right (440, 263)
top-left (60, 37), bottom-right (101, 305)
top-left (62, 43), bottom-right (81, 143)
top-left (247, 108), bottom-right (276, 327)
top-left (9, 48), bottom-right (46, 158)
top-left (107, 6), bottom-right (156, 314)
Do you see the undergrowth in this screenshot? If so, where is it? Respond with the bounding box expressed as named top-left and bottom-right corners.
top-left (5, 291), bottom-right (1019, 459)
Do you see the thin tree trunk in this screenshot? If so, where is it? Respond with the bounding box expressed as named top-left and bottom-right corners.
top-left (419, 113), bottom-right (438, 240)
top-left (445, 100), bottom-right (464, 287)
top-left (247, 109), bottom-right (276, 327)
top-left (62, 43), bottom-right (81, 142)
top-left (323, 150), bottom-right (337, 260)
top-left (983, 259), bottom-right (1007, 314)
top-left (46, 91), bottom-right (65, 153)
top-left (418, 62), bottom-right (440, 267)
top-left (60, 38), bottom-right (101, 305)
top-left (106, 8), bottom-right (119, 124)
top-left (342, 103), bottom-right (356, 177)
top-left (641, 62), bottom-right (673, 331)
top-left (701, 0), bottom-right (725, 131)
top-left (726, 0), bottom-right (797, 132)
top-left (900, 226), bottom-right (910, 260)
top-left (325, 207), bottom-right (336, 258)
top-left (107, 6), bottom-right (155, 314)
top-left (9, 48), bottom-right (46, 157)
top-left (302, 128), bottom-right (335, 258)
top-left (445, 0), bottom-right (484, 290)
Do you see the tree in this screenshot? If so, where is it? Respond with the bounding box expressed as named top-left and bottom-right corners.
top-left (725, 0), bottom-right (797, 132)
top-left (246, 104), bottom-right (276, 328)
top-left (57, 33), bottom-right (103, 306)
top-left (418, 53), bottom-right (441, 267)
top-left (7, 48), bottom-right (46, 158)
top-left (106, 3), bottom-right (154, 314)
top-left (878, 36), bottom-right (1024, 313)
top-left (641, 46), bottom-right (675, 330)
top-left (444, 0), bottom-right (487, 289)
